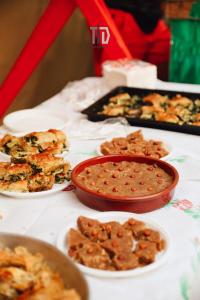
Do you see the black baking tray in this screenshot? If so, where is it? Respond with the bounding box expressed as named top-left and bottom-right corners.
top-left (82, 86), bottom-right (200, 136)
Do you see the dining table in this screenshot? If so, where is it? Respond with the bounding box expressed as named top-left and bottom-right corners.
top-left (0, 76), bottom-right (200, 300)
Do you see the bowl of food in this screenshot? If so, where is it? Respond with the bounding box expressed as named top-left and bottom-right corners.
top-left (57, 212), bottom-right (170, 278)
top-left (0, 233), bottom-right (89, 299)
top-left (71, 155), bottom-right (179, 213)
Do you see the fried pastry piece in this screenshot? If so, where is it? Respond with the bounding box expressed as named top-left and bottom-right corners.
top-left (0, 247), bottom-right (80, 300)
top-left (16, 272), bottom-right (80, 300)
top-left (23, 129), bottom-right (68, 153)
top-left (170, 95), bottom-right (193, 109)
top-left (135, 240), bottom-right (157, 265)
top-left (44, 141), bottom-right (67, 156)
top-left (113, 253), bottom-right (139, 271)
top-left (18, 280), bottom-right (80, 300)
top-left (48, 129), bottom-right (68, 148)
top-left (9, 140), bottom-right (40, 162)
top-left (0, 162), bottom-right (10, 180)
top-left (25, 152), bottom-right (66, 175)
top-left (0, 180), bottom-right (28, 192)
top-left (0, 134), bottom-right (20, 154)
top-left (143, 93), bottom-right (168, 106)
top-left (141, 106), bottom-right (157, 119)
top-left (28, 173), bottom-right (54, 192)
top-left (5, 164), bottom-right (32, 182)
top-left (154, 112), bottom-right (179, 124)
top-left (54, 162), bottom-right (71, 184)
top-left (110, 93), bottom-right (131, 103)
top-left (0, 267), bottom-right (35, 291)
top-left (0, 282), bottom-right (18, 298)
top-left (192, 121), bottom-right (200, 126)
top-left (0, 249), bottom-right (26, 268)
top-left (23, 131), bottom-right (56, 150)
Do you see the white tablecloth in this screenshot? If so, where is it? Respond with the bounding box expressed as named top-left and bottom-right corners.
top-left (0, 77), bottom-right (200, 300)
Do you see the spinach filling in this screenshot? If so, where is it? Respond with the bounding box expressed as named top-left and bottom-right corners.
top-left (31, 164), bottom-right (42, 174)
top-left (24, 136), bottom-right (38, 145)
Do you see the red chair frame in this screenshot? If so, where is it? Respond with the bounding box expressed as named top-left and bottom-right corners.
top-left (0, 0), bottom-right (131, 117)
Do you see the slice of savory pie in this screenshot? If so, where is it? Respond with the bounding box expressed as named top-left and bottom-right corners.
top-left (25, 152), bottom-right (70, 179)
top-left (28, 173), bottom-right (55, 192)
top-left (5, 164), bottom-right (32, 182)
top-left (0, 134), bottom-right (20, 155)
top-left (0, 180), bottom-right (29, 192)
top-left (0, 129), bottom-right (68, 160)
top-left (23, 129), bottom-right (68, 153)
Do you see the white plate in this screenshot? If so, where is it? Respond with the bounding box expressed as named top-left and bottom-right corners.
top-left (57, 211), bottom-right (170, 278)
top-left (3, 109), bottom-right (67, 133)
top-left (0, 181), bottom-right (70, 199)
top-left (96, 138), bottom-right (172, 161)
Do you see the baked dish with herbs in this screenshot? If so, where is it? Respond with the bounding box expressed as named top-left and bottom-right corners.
top-left (100, 92), bottom-right (200, 126)
top-left (0, 246), bottom-right (80, 300)
top-left (0, 153), bottom-right (71, 193)
top-left (68, 216), bottom-right (165, 271)
top-left (100, 130), bottom-right (169, 159)
top-left (0, 129), bottom-right (68, 161)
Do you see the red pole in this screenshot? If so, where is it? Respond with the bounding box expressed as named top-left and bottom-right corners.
top-left (0, 0), bottom-right (76, 117)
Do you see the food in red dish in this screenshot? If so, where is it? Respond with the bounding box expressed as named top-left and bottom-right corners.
top-left (67, 216), bottom-right (165, 271)
top-left (71, 155), bottom-right (179, 213)
top-left (77, 161), bottom-right (173, 198)
top-left (100, 130), bottom-right (169, 159)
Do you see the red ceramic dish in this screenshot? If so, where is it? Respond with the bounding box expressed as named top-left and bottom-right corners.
top-left (71, 155), bottom-right (179, 213)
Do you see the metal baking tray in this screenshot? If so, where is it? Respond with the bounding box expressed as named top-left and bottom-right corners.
top-left (82, 86), bottom-right (200, 135)
top-left (0, 233), bottom-right (89, 300)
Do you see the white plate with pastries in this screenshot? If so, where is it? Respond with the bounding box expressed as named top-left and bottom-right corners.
top-left (0, 129), bottom-right (69, 161)
top-left (0, 181), bottom-right (70, 199)
top-left (57, 211), bottom-right (171, 279)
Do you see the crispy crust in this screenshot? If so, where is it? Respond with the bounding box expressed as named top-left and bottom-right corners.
top-left (26, 153), bottom-right (66, 175)
top-left (0, 163), bottom-right (10, 180)
top-left (0, 135), bottom-right (20, 154)
top-left (0, 180), bottom-right (29, 192)
top-left (0, 130), bottom-right (68, 159)
top-left (28, 173), bottom-right (54, 192)
top-left (0, 247), bottom-right (80, 300)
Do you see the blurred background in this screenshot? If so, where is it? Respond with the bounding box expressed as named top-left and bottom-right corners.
top-left (0, 0), bottom-right (198, 114)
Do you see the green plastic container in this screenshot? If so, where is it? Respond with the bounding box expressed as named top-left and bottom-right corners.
top-left (169, 1), bottom-right (200, 84)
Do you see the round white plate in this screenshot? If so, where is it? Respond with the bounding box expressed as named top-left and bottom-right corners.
top-left (57, 211), bottom-right (170, 278)
top-left (0, 181), bottom-right (70, 199)
top-left (3, 109), bottom-right (67, 133)
top-left (96, 138), bottom-right (172, 161)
